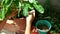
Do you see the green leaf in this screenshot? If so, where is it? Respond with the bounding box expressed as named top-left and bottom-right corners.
top-left (4, 0), bottom-right (13, 14)
top-left (1, 0), bottom-right (5, 5)
top-left (0, 7), bottom-right (5, 21)
top-left (18, 2), bottom-right (21, 17)
top-left (27, 3), bottom-right (34, 10)
top-left (1, 7), bottom-right (5, 20)
top-left (38, 5), bottom-right (44, 13)
top-left (22, 3), bottom-right (25, 9)
top-left (5, 0), bottom-right (13, 8)
top-left (24, 0), bottom-right (28, 1)
top-left (22, 4), bottom-right (28, 17)
top-left (14, 0), bottom-right (19, 7)
top-left (0, 0), bottom-right (13, 21)
top-left (33, 2), bottom-right (44, 13)
top-left (25, 3), bottom-right (34, 10)
top-left (29, 0), bottom-right (35, 3)
top-left (5, 0), bottom-right (8, 3)
top-left (0, 10), bottom-right (2, 20)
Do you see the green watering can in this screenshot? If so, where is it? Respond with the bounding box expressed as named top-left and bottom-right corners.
top-left (36, 20), bottom-right (51, 34)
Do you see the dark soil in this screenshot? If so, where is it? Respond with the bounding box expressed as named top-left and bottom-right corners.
top-left (38, 24), bottom-right (48, 30)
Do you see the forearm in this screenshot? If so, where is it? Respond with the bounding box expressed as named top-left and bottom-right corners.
top-left (25, 23), bottom-right (31, 34)
top-left (25, 10), bottom-right (35, 34)
top-left (25, 15), bottom-right (32, 34)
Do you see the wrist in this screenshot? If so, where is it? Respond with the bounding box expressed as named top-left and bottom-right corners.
top-left (26, 22), bottom-right (31, 26)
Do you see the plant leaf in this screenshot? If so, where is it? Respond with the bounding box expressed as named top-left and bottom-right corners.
top-left (26, 3), bottom-right (34, 10)
top-left (33, 2), bottom-right (44, 13)
top-left (4, 0), bottom-right (13, 14)
top-left (18, 2), bottom-right (21, 17)
top-left (13, 0), bottom-right (19, 7)
top-left (0, 0), bottom-right (13, 21)
top-left (5, 0), bottom-right (13, 8)
top-left (22, 4), bottom-right (28, 17)
top-left (0, 6), bottom-right (5, 21)
top-left (24, 0), bottom-right (28, 1)
top-left (29, 0), bottom-right (35, 3)
top-left (1, 0), bottom-right (5, 5)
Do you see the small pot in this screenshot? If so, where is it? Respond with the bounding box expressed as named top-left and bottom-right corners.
top-left (36, 20), bottom-right (52, 34)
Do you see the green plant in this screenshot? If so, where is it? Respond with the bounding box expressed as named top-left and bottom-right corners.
top-left (0, 0), bottom-right (13, 21)
top-left (14, 0), bottom-right (44, 17)
top-left (0, 0), bottom-right (44, 21)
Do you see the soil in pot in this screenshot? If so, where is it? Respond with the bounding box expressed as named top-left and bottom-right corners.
top-left (37, 24), bottom-right (49, 30)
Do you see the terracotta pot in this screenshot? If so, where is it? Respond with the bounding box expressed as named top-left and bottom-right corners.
top-left (13, 18), bottom-right (26, 34)
top-left (0, 18), bottom-right (26, 34)
top-left (0, 10), bottom-right (18, 31)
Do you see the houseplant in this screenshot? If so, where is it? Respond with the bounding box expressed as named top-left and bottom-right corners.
top-left (0, 0), bottom-right (44, 34)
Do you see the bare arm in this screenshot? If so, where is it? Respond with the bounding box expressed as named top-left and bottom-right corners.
top-left (25, 10), bottom-right (35, 34)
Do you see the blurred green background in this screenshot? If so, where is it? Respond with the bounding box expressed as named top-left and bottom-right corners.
top-left (32, 0), bottom-right (60, 33)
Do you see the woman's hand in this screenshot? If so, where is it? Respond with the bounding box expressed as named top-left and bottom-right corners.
top-left (25, 10), bottom-right (35, 34)
top-left (26, 10), bottom-right (35, 24)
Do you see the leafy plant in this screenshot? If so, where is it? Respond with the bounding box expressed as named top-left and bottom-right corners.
top-left (15, 0), bottom-right (44, 17)
top-left (0, 0), bottom-right (44, 21)
top-left (0, 0), bottom-right (13, 21)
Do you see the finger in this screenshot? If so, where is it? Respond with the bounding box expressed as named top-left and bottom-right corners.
top-left (26, 10), bottom-right (35, 23)
top-left (32, 29), bottom-right (37, 32)
top-left (32, 10), bottom-right (35, 18)
top-left (29, 10), bottom-right (35, 15)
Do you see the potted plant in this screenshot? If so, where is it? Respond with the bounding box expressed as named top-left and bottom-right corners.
top-left (0, 0), bottom-right (44, 34)
top-left (36, 20), bottom-right (51, 34)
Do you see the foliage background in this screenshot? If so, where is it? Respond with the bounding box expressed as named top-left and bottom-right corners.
top-left (33, 0), bottom-right (60, 33)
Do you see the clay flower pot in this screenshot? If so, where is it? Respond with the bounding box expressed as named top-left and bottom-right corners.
top-left (0, 18), bottom-right (26, 34)
top-left (13, 18), bottom-right (26, 34)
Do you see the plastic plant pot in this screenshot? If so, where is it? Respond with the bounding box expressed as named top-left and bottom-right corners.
top-left (36, 20), bottom-right (51, 34)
